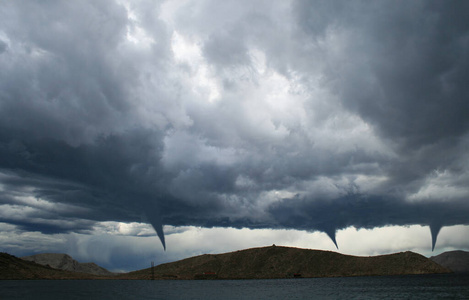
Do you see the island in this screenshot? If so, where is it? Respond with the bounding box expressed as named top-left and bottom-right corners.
top-left (1, 245), bottom-right (455, 280)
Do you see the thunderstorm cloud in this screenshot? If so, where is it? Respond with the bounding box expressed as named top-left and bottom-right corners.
top-left (1, 0), bottom-right (468, 260)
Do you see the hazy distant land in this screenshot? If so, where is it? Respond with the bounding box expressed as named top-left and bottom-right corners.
top-left (431, 250), bottom-right (469, 273)
top-left (0, 252), bottom-right (109, 280)
top-left (21, 253), bottom-right (114, 276)
top-left (2, 246), bottom-right (467, 280)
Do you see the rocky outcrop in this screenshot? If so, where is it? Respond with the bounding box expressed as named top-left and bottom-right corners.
top-left (21, 253), bottom-right (114, 276)
top-left (0, 252), bottom-right (106, 279)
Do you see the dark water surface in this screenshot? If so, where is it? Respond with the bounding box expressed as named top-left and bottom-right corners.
top-left (1, 274), bottom-right (468, 299)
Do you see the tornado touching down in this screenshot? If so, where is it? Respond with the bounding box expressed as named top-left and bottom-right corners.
top-left (0, 0), bottom-right (469, 271)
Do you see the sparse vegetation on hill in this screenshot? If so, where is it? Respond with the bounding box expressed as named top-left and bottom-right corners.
top-left (120, 245), bottom-right (451, 280)
top-left (1, 247), bottom-right (455, 280)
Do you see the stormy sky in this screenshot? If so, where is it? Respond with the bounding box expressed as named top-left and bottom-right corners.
top-left (1, 0), bottom-right (468, 271)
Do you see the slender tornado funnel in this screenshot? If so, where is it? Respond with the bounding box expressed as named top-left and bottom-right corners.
top-left (153, 222), bottom-right (166, 251)
top-left (146, 213), bottom-right (166, 250)
top-left (325, 228), bottom-right (339, 250)
top-left (429, 224), bottom-right (442, 251)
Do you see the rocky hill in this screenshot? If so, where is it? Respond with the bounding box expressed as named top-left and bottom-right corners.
top-left (2, 246), bottom-right (455, 280)
top-left (0, 253), bottom-right (108, 280)
top-left (431, 250), bottom-right (469, 273)
top-left (21, 253), bottom-right (113, 276)
top-left (121, 245), bottom-right (451, 280)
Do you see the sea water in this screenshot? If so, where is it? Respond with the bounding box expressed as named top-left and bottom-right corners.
top-left (1, 274), bottom-right (468, 299)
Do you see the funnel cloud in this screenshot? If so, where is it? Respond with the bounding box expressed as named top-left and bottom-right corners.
top-left (0, 0), bottom-right (469, 263)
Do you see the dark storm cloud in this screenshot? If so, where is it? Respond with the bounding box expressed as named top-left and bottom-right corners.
top-left (294, 0), bottom-right (469, 150)
top-left (0, 40), bottom-right (7, 54)
top-left (269, 194), bottom-right (469, 250)
top-left (0, 1), bottom-right (129, 145)
top-left (0, 129), bottom-right (170, 234)
top-left (0, 0), bottom-right (468, 252)
top-left (203, 31), bottom-right (251, 68)
top-left (286, 1), bottom-right (469, 219)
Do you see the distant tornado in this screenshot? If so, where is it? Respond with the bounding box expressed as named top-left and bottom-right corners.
top-left (146, 213), bottom-right (166, 250)
top-left (430, 224), bottom-right (442, 252)
top-left (324, 227), bottom-right (339, 249)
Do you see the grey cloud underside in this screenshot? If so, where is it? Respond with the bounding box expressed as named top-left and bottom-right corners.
top-left (269, 195), bottom-right (469, 251)
top-left (1, 131), bottom-right (468, 250)
top-left (1, 0), bottom-right (469, 251)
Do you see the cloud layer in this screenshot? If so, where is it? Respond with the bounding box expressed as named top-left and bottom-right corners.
top-left (1, 0), bottom-right (468, 257)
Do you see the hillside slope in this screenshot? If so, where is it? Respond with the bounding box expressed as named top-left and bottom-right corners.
top-left (22, 253), bottom-right (113, 276)
top-left (431, 250), bottom-right (469, 273)
top-left (0, 253), bottom-right (107, 279)
top-left (122, 245), bottom-right (451, 280)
